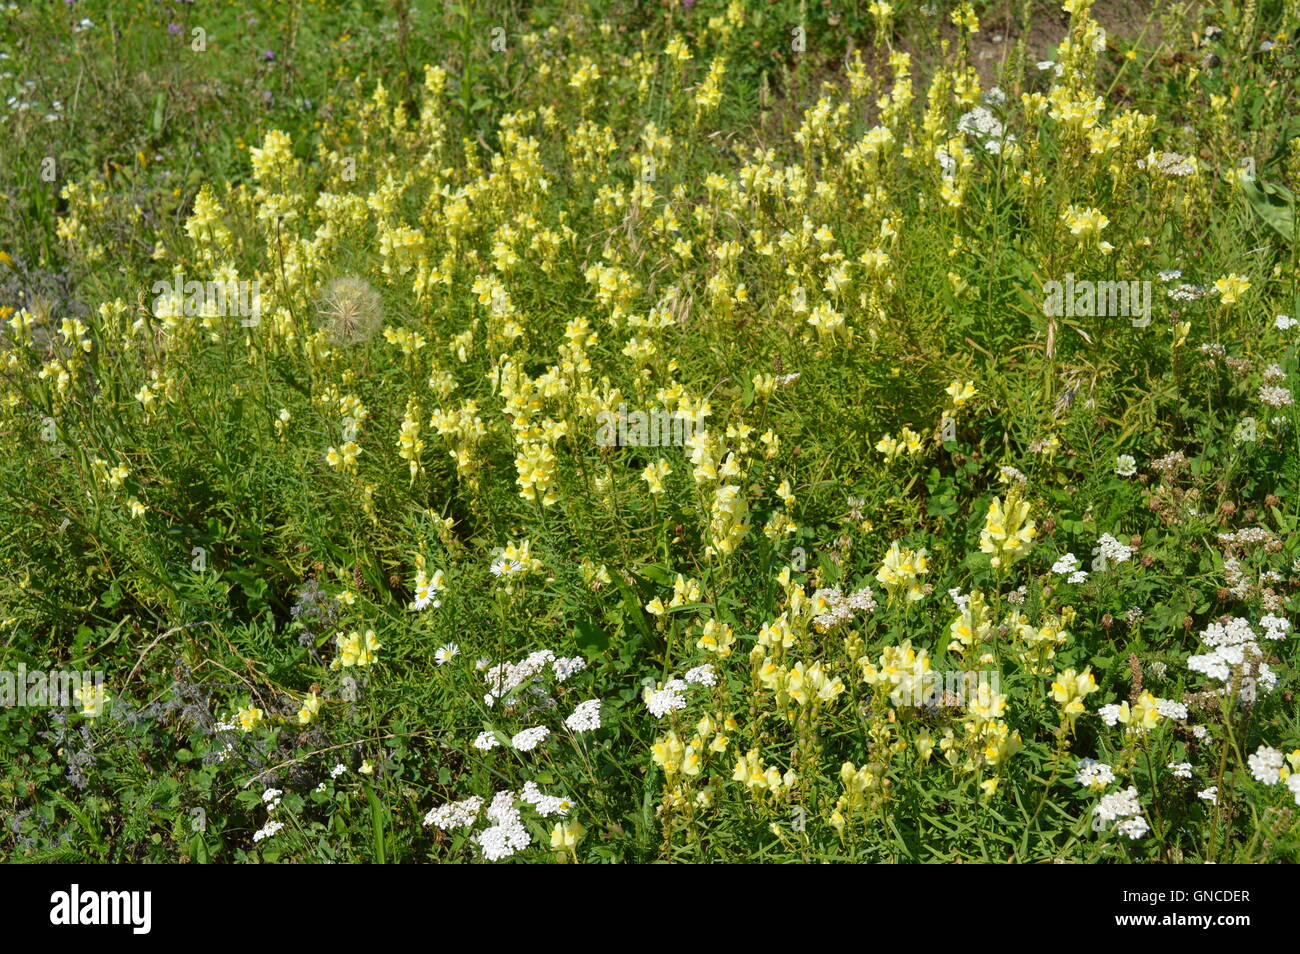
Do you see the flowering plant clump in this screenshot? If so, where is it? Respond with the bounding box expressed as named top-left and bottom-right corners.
top-left (1, 0), bottom-right (1298, 865)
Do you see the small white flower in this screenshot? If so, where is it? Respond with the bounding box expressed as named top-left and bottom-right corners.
top-left (1095, 786), bottom-right (1142, 822)
top-left (552, 656), bottom-right (587, 681)
top-left (1156, 699), bottom-right (1187, 720)
top-left (1258, 385), bottom-right (1294, 408)
top-left (473, 730), bottom-right (501, 751)
top-left (999, 465), bottom-right (1027, 485)
top-left (1248, 745), bottom-right (1285, 785)
top-left (1115, 815), bottom-right (1149, 839)
top-left (1092, 533), bottom-right (1132, 570)
top-left (684, 664), bottom-right (717, 687)
top-left (521, 781), bottom-right (572, 817)
top-left (412, 583), bottom-right (442, 611)
top-left (1114, 454), bottom-right (1137, 477)
top-left (1198, 786), bottom-right (1218, 805)
top-left (490, 557), bottom-right (524, 577)
top-left (435, 643), bottom-right (460, 665)
top-left (643, 679), bottom-right (688, 718)
top-left (329, 763), bottom-right (348, 778)
top-left (252, 819), bottom-right (284, 843)
top-left (423, 795), bottom-right (484, 830)
top-left (564, 699), bottom-right (602, 733)
top-left (1168, 762), bottom-right (1193, 779)
top-left (511, 726), bottom-right (550, 752)
top-left (1274, 314), bottom-right (1298, 330)
top-left (1052, 553), bottom-right (1082, 576)
top-left (1075, 758), bottom-right (1115, 790)
top-left (1259, 615), bottom-right (1291, 641)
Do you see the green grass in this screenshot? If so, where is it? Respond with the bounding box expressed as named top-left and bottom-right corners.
top-left (1, 0), bottom-right (1299, 862)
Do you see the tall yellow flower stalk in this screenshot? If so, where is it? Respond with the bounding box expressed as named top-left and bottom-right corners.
top-left (979, 488), bottom-right (1037, 571)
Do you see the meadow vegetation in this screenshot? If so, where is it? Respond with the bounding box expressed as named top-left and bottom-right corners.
top-left (2, 0), bottom-right (1299, 862)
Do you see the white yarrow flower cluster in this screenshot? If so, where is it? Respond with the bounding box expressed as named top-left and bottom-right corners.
top-left (999, 465), bottom-right (1027, 485)
top-left (1258, 385), bottom-right (1294, 408)
top-left (521, 781), bottom-right (571, 817)
top-left (1075, 758), bottom-right (1115, 790)
top-left (811, 586), bottom-right (877, 630)
top-left (1156, 699), bottom-right (1188, 720)
top-left (483, 649), bottom-right (557, 707)
top-left (477, 791), bottom-right (531, 861)
top-left (1052, 552), bottom-right (1088, 584)
top-left (956, 105), bottom-right (1013, 153)
top-left (1094, 786), bottom-right (1149, 838)
top-left (1248, 745), bottom-right (1285, 785)
top-left (423, 784), bottom-right (575, 861)
top-left (564, 699), bottom-right (602, 733)
top-left (684, 664), bottom-right (717, 687)
top-left (1092, 533), bottom-right (1132, 571)
top-left (1187, 617), bottom-right (1277, 701)
top-left (511, 726), bottom-right (550, 751)
top-left (424, 795), bottom-right (485, 831)
top-left (1168, 761), bottom-right (1193, 779)
top-left (1115, 816), bottom-right (1150, 839)
top-left (473, 730), bottom-right (501, 751)
top-left (252, 819), bottom-right (285, 843)
top-left (552, 656), bottom-right (587, 682)
top-left (1259, 614), bottom-right (1291, 641)
top-left (643, 678), bottom-right (689, 718)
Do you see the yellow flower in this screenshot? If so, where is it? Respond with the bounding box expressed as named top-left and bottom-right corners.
top-left (696, 618), bottom-right (735, 657)
top-left (945, 380), bottom-right (977, 409)
top-left (1050, 667), bottom-right (1097, 725)
top-left (1117, 692), bottom-right (1162, 734)
top-left (664, 35), bottom-right (693, 63)
top-left (297, 691), bottom-right (321, 725)
top-left (641, 459), bottom-right (672, 495)
top-left (1061, 204), bottom-right (1109, 239)
top-left (979, 488), bottom-right (1037, 570)
top-left (875, 541), bottom-right (929, 603)
top-left (326, 442), bottom-right (361, 471)
top-left (1214, 273), bottom-right (1250, 305)
top-left (652, 731), bottom-right (685, 776)
top-left (236, 706), bottom-right (265, 732)
top-left (332, 629), bottom-right (381, 669)
top-left (75, 683), bottom-right (110, 718)
top-left (550, 819), bottom-right (584, 860)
